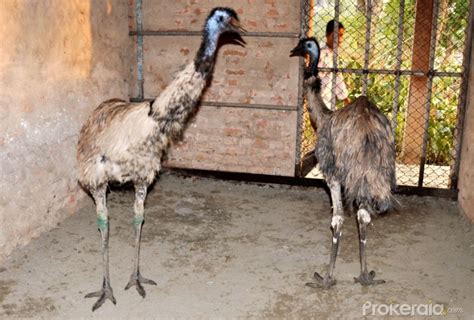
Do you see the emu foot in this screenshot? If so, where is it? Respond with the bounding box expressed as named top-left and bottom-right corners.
top-left (85, 283), bottom-right (117, 311)
top-left (306, 272), bottom-right (337, 289)
top-left (354, 270), bottom-right (385, 286)
top-left (124, 271), bottom-right (157, 298)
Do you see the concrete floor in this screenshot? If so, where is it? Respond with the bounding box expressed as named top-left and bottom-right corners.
top-left (1, 173), bottom-right (473, 319)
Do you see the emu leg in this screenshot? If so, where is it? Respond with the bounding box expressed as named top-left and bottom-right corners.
top-left (85, 185), bottom-right (117, 311)
top-left (307, 180), bottom-right (343, 289)
top-left (354, 208), bottom-right (385, 286)
top-left (125, 183), bottom-right (157, 297)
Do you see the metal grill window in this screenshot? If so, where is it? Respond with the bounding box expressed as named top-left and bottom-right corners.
top-left (300, 0), bottom-right (471, 189)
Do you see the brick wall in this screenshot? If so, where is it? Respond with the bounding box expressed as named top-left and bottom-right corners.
top-left (167, 106), bottom-right (297, 175)
top-left (131, 1), bottom-right (301, 176)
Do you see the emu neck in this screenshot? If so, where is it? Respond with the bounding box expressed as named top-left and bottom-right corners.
top-left (195, 27), bottom-right (220, 76)
top-left (309, 57), bottom-right (318, 77)
top-left (305, 76), bottom-right (332, 133)
top-left (150, 63), bottom-right (207, 139)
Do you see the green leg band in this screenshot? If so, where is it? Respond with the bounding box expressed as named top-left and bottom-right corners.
top-left (96, 216), bottom-right (108, 232)
top-left (133, 216), bottom-right (144, 227)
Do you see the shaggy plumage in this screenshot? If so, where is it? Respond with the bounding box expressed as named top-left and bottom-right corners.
top-left (77, 63), bottom-right (209, 190)
top-left (316, 94), bottom-right (396, 213)
top-left (77, 7), bottom-right (244, 311)
top-left (291, 37), bottom-right (396, 288)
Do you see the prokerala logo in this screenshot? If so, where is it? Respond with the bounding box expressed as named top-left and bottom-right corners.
top-left (362, 301), bottom-right (463, 316)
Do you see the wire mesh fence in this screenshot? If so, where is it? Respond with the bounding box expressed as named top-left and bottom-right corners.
top-left (300, 0), bottom-right (471, 189)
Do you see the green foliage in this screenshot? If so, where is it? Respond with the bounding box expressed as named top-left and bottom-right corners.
top-left (427, 77), bottom-right (460, 164)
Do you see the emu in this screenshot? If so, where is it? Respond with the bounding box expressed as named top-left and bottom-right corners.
top-left (290, 37), bottom-right (396, 288)
top-left (77, 8), bottom-right (244, 311)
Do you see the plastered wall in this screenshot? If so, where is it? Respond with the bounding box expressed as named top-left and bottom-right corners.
top-left (458, 32), bottom-right (474, 223)
top-left (0, 0), bottom-right (132, 261)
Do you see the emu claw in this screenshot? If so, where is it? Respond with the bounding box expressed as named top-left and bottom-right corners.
top-left (306, 271), bottom-right (337, 289)
top-left (354, 270), bottom-right (385, 286)
top-left (85, 286), bottom-right (117, 311)
top-left (125, 272), bottom-right (157, 298)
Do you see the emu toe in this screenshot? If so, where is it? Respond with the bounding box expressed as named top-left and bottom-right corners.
top-left (124, 272), bottom-right (157, 298)
top-left (85, 285), bottom-right (117, 312)
top-left (306, 272), bottom-right (337, 289)
top-left (354, 270), bottom-right (385, 286)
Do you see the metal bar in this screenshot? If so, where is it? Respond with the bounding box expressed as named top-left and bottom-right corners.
top-left (295, 0), bottom-right (307, 177)
top-left (129, 98), bottom-right (297, 111)
top-left (317, 67), bottom-right (462, 77)
top-left (135, 0), bottom-right (144, 100)
top-left (362, 0), bottom-right (373, 95)
top-left (203, 101), bottom-right (297, 111)
top-left (431, 71), bottom-right (465, 77)
top-left (449, 0), bottom-right (474, 189)
top-left (418, 0), bottom-right (440, 187)
top-left (129, 30), bottom-right (300, 38)
top-left (391, 0), bottom-right (406, 134)
top-left (331, 0), bottom-right (341, 109)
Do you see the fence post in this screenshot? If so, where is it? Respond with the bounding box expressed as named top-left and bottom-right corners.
top-left (401, 0), bottom-right (435, 164)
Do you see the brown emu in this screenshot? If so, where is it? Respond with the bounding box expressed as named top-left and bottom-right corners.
top-left (77, 8), bottom-right (244, 311)
top-left (290, 37), bottom-right (396, 288)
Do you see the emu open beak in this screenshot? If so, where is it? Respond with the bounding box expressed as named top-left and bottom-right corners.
top-left (230, 17), bottom-right (247, 34)
top-left (290, 42), bottom-right (305, 57)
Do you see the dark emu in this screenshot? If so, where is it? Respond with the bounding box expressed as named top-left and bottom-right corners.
top-left (290, 37), bottom-right (396, 288)
top-left (77, 8), bottom-right (245, 311)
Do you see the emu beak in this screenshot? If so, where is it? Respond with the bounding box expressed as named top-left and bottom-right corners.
top-left (230, 17), bottom-right (247, 34)
top-left (231, 33), bottom-right (247, 47)
top-left (290, 42), bottom-right (305, 57)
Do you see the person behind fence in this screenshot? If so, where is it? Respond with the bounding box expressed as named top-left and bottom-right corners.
top-left (318, 19), bottom-right (351, 110)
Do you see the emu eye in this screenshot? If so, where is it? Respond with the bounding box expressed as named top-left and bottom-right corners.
top-left (218, 15), bottom-right (224, 22)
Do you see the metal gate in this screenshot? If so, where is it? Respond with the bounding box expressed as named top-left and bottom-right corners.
top-left (297, 0), bottom-right (472, 192)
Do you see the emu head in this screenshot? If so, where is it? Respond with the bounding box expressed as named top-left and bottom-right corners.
top-left (205, 7), bottom-right (246, 36)
top-left (290, 37), bottom-right (321, 78)
top-left (196, 7), bottom-right (245, 75)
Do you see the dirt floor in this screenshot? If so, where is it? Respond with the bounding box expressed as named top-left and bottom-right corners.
top-left (1, 173), bottom-right (473, 319)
